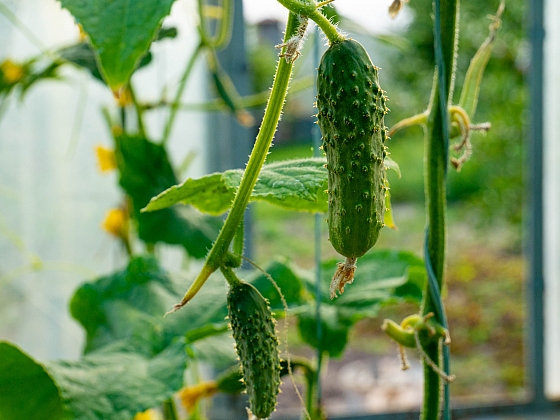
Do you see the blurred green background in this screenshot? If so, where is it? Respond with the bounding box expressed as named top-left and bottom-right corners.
top-left (246, 0), bottom-right (528, 410)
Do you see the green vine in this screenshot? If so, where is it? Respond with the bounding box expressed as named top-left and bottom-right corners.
top-left (421, 0), bottom-right (459, 418)
top-left (169, 12), bottom-right (309, 311)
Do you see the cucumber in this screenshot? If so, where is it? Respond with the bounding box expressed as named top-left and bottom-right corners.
top-left (316, 39), bottom-right (389, 298)
top-left (227, 281), bottom-right (281, 419)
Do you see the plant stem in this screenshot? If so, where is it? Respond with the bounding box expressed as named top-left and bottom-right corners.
top-left (305, 367), bottom-right (315, 418)
top-left (119, 105), bottom-right (126, 132)
top-left (388, 112), bottom-right (428, 137)
top-left (141, 75), bottom-right (313, 112)
top-left (128, 83), bottom-right (146, 138)
top-left (275, 0), bottom-right (345, 44)
top-left (220, 265), bottom-right (242, 287)
top-left (161, 42), bottom-right (204, 145)
top-left (170, 13), bottom-right (301, 311)
top-left (308, 9), bottom-right (345, 44)
top-left (202, 0), bottom-right (234, 49)
top-left (162, 398), bottom-right (178, 420)
top-left (421, 1), bottom-right (459, 419)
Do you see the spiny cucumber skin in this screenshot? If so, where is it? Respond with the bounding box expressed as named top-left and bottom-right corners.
top-left (227, 281), bottom-right (281, 419)
top-left (317, 39), bottom-right (388, 258)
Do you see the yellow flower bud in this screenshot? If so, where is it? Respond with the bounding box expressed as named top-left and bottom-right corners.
top-left (77, 24), bottom-right (87, 41)
top-left (113, 87), bottom-right (132, 107)
top-left (95, 145), bottom-right (117, 172)
top-left (178, 381), bottom-right (218, 412)
top-left (101, 208), bottom-right (128, 238)
top-left (133, 408), bottom-right (161, 420)
top-left (1, 59), bottom-right (25, 84)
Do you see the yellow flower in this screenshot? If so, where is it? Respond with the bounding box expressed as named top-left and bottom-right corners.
top-left (95, 145), bottom-right (117, 172)
top-left (178, 381), bottom-right (218, 412)
top-left (113, 86), bottom-right (132, 107)
top-left (101, 208), bottom-right (128, 238)
top-left (77, 24), bottom-right (87, 41)
top-left (1, 59), bottom-right (24, 84)
top-left (133, 408), bottom-right (160, 420)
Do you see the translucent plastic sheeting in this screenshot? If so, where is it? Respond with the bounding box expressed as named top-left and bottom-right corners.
top-left (0, 0), bottom-right (208, 361)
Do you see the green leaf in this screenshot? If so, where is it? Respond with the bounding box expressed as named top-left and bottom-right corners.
top-left (58, 0), bottom-right (176, 89)
top-left (0, 340), bottom-right (186, 420)
top-left (297, 305), bottom-right (352, 358)
top-left (190, 333), bottom-right (237, 371)
top-left (0, 342), bottom-right (67, 420)
top-left (143, 158), bottom-right (329, 215)
top-left (56, 27), bottom-right (177, 84)
top-left (70, 255), bottom-right (229, 355)
top-left (384, 185), bottom-right (397, 230)
top-left (296, 250), bottom-right (425, 356)
top-left (47, 341), bottom-right (186, 420)
top-left (114, 134), bottom-right (221, 257)
top-left (57, 42), bottom-right (104, 82)
top-left (384, 156), bottom-right (401, 178)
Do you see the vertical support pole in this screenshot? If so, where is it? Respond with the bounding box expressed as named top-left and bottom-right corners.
top-left (527, 0), bottom-right (546, 407)
top-left (313, 23), bottom-right (324, 418)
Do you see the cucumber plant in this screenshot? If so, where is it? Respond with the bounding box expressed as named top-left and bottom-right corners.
top-left (0, 0), bottom-right (504, 419)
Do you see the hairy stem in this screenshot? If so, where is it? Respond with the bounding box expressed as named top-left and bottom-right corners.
top-left (388, 112), bottom-right (428, 137)
top-left (275, 0), bottom-right (345, 44)
top-left (170, 13), bottom-right (301, 311)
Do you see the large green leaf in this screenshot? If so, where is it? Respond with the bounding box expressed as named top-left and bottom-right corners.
top-left (114, 134), bottom-right (221, 258)
top-left (0, 342), bottom-right (67, 420)
top-left (297, 305), bottom-right (352, 358)
top-left (58, 0), bottom-right (176, 89)
top-left (70, 255), bottom-right (229, 355)
top-left (143, 158), bottom-right (329, 215)
top-left (296, 250), bottom-right (425, 357)
top-left (190, 333), bottom-right (237, 371)
top-left (0, 340), bottom-right (186, 420)
top-left (56, 27), bottom-right (177, 84)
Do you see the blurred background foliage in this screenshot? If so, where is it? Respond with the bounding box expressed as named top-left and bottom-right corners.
top-left (245, 0), bottom-right (528, 409)
top-left (245, 0), bottom-right (527, 230)
top-left (384, 0), bottom-right (527, 229)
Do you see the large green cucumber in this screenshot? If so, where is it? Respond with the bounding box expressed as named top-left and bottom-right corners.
top-left (227, 281), bottom-right (281, 418)
top-left (317, 39), bottom-right (388, 298)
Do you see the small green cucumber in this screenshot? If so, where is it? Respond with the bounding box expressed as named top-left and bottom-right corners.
top-left (316, 39), bottom-right (389, 298)
top-left (227, 281), bottom-right (281, 419)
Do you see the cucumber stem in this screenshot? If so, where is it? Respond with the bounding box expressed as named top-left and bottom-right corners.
top-left (308, 9), bottom-right (345, 45)
top-left (275, 0), bottom-right (346, 45)
top-left (220, 265), bottom-right (242, 288)
top-left (168, 13), bottom-right (301, 312)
